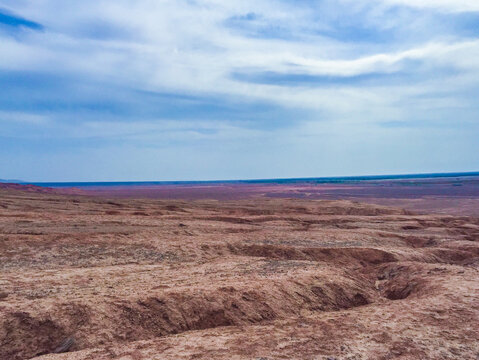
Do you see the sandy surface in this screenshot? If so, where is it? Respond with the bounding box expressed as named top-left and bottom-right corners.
top-left (0, 186), bottom-right (478, 359)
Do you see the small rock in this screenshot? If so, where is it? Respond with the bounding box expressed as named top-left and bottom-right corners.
top-left (53, 337), bottom-right (75, 353)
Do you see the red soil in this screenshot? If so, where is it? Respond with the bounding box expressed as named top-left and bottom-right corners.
top-left (0, 187), bottom-right (478, 359)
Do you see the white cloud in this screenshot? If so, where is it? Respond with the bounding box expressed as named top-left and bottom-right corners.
top-left (0, 111), bottom-right (50, 125)
top-left (1, 0), bottom-right (478, 179)
top-left (382, 0), bottom-right (479, 12)
top-left (2, 0), bottom-right (478, 104)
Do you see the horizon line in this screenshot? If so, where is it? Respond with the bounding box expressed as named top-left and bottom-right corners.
top-left (13, 170), bottom-right (479, 186)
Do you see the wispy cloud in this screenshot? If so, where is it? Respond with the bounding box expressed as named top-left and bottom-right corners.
top-left (0, 0), bottom-right (478, 181)
top-left (382, 0), bottom-right (479, 12)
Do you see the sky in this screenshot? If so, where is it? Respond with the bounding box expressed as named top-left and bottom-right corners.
top-left (0, 0), bottom-right (478, 182)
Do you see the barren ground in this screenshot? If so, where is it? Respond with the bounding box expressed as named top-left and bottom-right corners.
top-left (0, 186), bottom-right (478, 359)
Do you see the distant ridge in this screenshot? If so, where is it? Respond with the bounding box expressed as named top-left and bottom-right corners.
top-left (0, 182), bottom-right (85, 195)
top-left (24, 171), bottom-right (479, 188)
top-left (0, 179), bottom-right (25, 183)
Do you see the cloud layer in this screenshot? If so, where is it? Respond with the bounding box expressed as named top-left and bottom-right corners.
top-left (0, 0), bottom-right (478, 181)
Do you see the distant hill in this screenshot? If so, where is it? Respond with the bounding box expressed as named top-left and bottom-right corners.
top-left (0, 179), bottom-right (24, 183)
top-left (0, 182), bottom-right (56, 193)
top-left (0, 182), bottom-right (85, 195)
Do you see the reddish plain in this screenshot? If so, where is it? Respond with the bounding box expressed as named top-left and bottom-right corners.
top-left (56, 175), bottom-right (479, 216)
top-left (0, 184), bottom-right (478, 359)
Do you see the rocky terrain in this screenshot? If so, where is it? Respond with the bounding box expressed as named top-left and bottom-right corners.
top-left (0, 186), bottom-right (478, 359)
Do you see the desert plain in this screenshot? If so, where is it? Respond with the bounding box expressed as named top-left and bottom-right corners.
top-left (0, 179), bottom-right (478, 359)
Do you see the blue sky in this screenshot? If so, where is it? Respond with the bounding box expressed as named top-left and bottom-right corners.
top-left (0, 0), bottom-right (478, 181)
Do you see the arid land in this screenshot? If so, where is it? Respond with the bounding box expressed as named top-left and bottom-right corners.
top-left (0, 180), bottom-right (478, 359)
